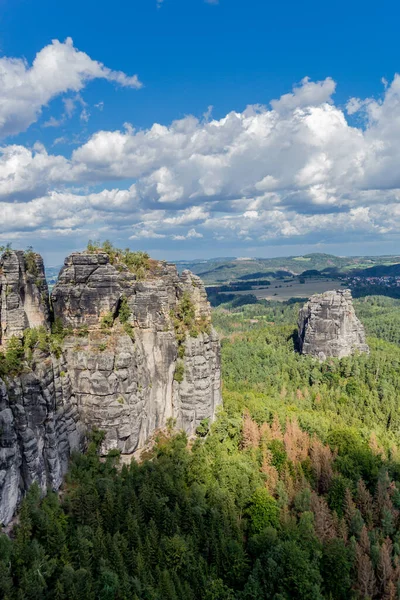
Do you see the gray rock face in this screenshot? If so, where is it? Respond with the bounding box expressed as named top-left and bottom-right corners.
top-left (0, 355), bottom-right (84, 525)
top-left (51, 253), bottom-right (122, 328)
top-left (298, 289), bottom-right (369, 360)
top-left (0, 250), bottom-right (221, 522)
top-left (0, 251), bottom-right (50, 343)
top-left (175, 330), bottom-right (221, 431)
top-left (51, 252), bottom-right (221, 453)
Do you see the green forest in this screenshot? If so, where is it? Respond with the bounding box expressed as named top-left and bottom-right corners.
top-left (2, 296), bottom-right (400, 598)
top-left (174, 253), bottom-right (400, 284)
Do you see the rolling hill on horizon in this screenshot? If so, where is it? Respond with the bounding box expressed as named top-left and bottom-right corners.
top-left (175, 253), bottom-right (400, 284)
top-left (45, 252), bottom-right (400, 288)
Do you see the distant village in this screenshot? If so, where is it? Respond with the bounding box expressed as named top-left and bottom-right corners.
top-left (343, 274), bottom-right (400, 290)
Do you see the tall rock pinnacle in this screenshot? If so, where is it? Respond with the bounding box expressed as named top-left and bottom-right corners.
top-left (51, 251), bottom-right (221, 453)
top-left (0, 249), bottom-right (221, 524)
top-left (298, 289), bottom-right (369, 360)
top-left (0, 250), bottom-right (50, 344)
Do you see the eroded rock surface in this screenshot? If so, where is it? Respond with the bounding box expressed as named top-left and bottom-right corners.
top-left (298, 289), bottom-right (369, 360)
top-left (52, 253), bottom-right (221, 453)
top-left (0, 353), bottom-right (84, 525)
top-left (0, 251), bottom-right (50, 343)
top-left (0, 250), bottom-right (221, 523)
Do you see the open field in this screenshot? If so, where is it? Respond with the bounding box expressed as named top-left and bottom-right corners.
top-left (220, 277), bottom-right (344, 301)
top-left (176, 253), bottom-right (400, 283)
top-left (177, 253), bottom-right (400, 285)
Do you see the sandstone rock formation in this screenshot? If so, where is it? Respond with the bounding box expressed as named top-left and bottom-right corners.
top-left (0, 249), bottom-right (221, 524)
top-left (51, 252), bottom-right (221, 453)
top-left (0, 357), bottom-right (84, 525)
top-left (0, 250), bottom-right (50, 343)
top-left (298, 289), bottom-right (369, 360)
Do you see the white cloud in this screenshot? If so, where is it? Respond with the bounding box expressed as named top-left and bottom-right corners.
top-left (80, 108), bottom-right (90, 123)
top-left (0, 37), bottom-right (141, 137)
top-left (270, 76), bottom-right (336, 112)
top-left (63, 97), bottom-right (77, 118)
top-left (0, 144), bottom-right (83, 200)
top-left (4, 73), bottom-right (400, 250)
top-left (53, 136), bottom-right (66, 146)
top-left (130, 228), bottom-right (166, 239)
top-left (43, 116), bottom-right (64, 128)
top-left (346, 97), bottom-right (365, 115)
top-left (43, 94), bottom-right (89, 129)
top-left (164, 206), bottom-right (209, 225)
top-left (187, 228), bottom-right (203, 238)
top-left (173, 228), bottom-right (203, 240)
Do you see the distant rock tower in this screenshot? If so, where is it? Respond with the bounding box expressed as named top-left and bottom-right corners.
top-left (298, 289), bottom-right (369, 360)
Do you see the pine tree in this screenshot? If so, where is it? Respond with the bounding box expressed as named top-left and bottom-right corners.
top-left (355, 544), bottom-right (376, 600)
top-left (270, 414), bottom-right (283, 441)
top-left (310, 438), bottom-right (334, 494)
top-left (242, 411), bottom-right (260, 449)
top-left (377, 538), bottom-right (395, 599)
top-left (344, 488), bottom-right (357, 526)
top-left (283, 417), bottom-right (310, 463)
top-left (356, 479), bottom-right (374, 527)
top-left (310, 492), bottom-right (336, 542)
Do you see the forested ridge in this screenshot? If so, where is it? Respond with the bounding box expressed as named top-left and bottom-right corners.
top-left (2, 298), bottom-right (400, 598)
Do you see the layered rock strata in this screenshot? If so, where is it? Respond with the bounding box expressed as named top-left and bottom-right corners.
top-left (298, 289), bottom-right (369, 360)
top-left (51, 253), bottom-right (221, 452)
top-left (0, 353), bottom-right (84, 525)
top-left (0, 250), bottom-right (50, 343)
top-left (0, 250), bottom-right (221, 523)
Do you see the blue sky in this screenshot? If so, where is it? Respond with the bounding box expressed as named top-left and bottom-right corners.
top-left (1, 0), bottom-right (400, 265)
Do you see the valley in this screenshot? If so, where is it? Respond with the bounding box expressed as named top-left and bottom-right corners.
top-left (216, 276), bottom-right (344, 302)
top-left (2, 247), bottom-right (400, 599)
top-left (4, 2), bottom-right (400, 596)
top-left (176, 253), bottom-right (400, 283)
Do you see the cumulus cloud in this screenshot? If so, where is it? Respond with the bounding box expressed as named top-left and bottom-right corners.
top-left (68, 97), bottom-right (360, 209)
top-left (0, 144), bottom-right (82, 200)
top-left (0, 37), bottom-right (141, 137)
top-left (164, 206), bottom-right (210, 225)
top-left (270, 76), bottom-right (336, 112)
top-left (172, 228), bottom-right (203, 240)
top-left (3, 74), bottom-right (400, 251)
top-left (130, 228), bottom-right (166, 239)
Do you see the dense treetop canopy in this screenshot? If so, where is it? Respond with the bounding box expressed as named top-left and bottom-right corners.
top-left (2, 296), bottom-right (400, 598)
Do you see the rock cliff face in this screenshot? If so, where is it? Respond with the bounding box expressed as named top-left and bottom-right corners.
top-left (298, 289), bottom-right (369, 360)
top-left (0, 356), bottom-right (84, 525)
top-left (0, 250), bottom-right (221, 524)
top-left (51, 252), bottom-right (221, 453)
top-left (0, 250), bottom-right (50, 344)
